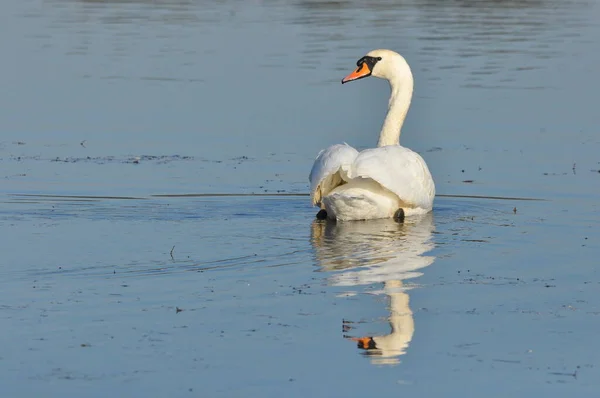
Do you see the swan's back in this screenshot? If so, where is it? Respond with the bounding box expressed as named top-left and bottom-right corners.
top-left (346, 145), bottom-right (435, 211)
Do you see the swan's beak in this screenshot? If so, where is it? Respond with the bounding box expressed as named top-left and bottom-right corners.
top-left (349, 336), bottom-right (377, 350)
top-left (341, 63), bottom-right (372, 84)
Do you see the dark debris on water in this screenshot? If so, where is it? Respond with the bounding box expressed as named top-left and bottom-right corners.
top-left (2, 154), bottom-right (196, 164)
top-left (48, 155), bottom-right (195, 164)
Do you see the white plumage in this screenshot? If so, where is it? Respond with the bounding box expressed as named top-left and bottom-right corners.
top-left (309, 49), bottom-right (435, 221)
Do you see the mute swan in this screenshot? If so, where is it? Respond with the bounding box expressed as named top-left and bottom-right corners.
top-left (309, 49), bottom-right (435, 221)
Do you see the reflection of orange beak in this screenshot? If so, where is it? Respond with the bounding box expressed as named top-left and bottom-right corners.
top-left (342, 63), bottom-right (372, 84)
top-left (349, 336), bottom-right (376, 349)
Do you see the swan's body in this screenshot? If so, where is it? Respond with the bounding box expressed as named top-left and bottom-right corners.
top-left (309, 49), bottom-right (434, 221)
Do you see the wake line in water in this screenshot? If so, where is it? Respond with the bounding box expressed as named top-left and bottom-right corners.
top-left (8, 192), bottom-right (546, 201)
top-left (152, 193), bottom-right (545, 201)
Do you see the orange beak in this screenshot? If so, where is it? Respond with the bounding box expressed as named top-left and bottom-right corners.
top-left (342, 63), bottom-right (372, 84)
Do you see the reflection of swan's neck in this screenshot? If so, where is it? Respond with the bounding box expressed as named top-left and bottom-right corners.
top-left (386, 289), bottom-right (414, 343)
top-left (371, 280), bottom-right (414, 364)
top-left (377, 75), bottom-right (414, 147)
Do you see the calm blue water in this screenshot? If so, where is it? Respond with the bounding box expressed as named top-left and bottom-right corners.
top-left (1, 0), bottom-right (599, 397)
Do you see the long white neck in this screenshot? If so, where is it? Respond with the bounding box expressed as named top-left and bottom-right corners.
top-left (377, 76), bottom-right (413, 147)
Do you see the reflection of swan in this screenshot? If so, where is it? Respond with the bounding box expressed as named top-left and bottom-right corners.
top-left (309, 49), bottom-right (435, 221)
top-left (311, 215), bottom-right (435, 365)
top-left (349, 280), bottom-right (414, 365)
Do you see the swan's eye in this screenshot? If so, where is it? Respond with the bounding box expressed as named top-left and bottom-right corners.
top-left (377, 57), bottom-right (382, 61)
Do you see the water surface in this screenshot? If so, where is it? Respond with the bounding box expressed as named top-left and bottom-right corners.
top-left (1, 0), bottom-right (599, 396)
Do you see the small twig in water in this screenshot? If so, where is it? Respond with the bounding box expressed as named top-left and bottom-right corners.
top-left (572, 162), bottom-right (576, 175)
top-left (549, 370), bottom-right (577, 379)
top-left (80, 140), bottom-right (86, 148)
top-left (170, 245), bottom-right (175, 260)
top-left (513, 207), bottom-right (517, 214)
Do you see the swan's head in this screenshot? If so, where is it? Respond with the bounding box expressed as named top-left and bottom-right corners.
top-left (341, 49), bottom-right (411, 85)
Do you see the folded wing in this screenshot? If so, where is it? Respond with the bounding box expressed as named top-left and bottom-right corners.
top-left (344, 146), bottom-right (435, 210)
top-left (309, 144), bottom-right (359, 206)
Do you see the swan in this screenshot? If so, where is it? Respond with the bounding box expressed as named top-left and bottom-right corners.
top-left (309, 49), bottom-right (435, 221)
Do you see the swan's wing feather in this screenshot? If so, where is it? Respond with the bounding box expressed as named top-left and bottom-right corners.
top-left (347, 146), bottom-right (435, 209)
top-left (309, 143), bottom-right (359, 206)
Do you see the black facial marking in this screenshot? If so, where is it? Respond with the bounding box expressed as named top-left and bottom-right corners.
top-left (356, 55), bottom-right (382, 71)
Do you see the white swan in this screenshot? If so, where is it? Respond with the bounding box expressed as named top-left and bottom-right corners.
top-left (309, 49), bottom-right (435, 221)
